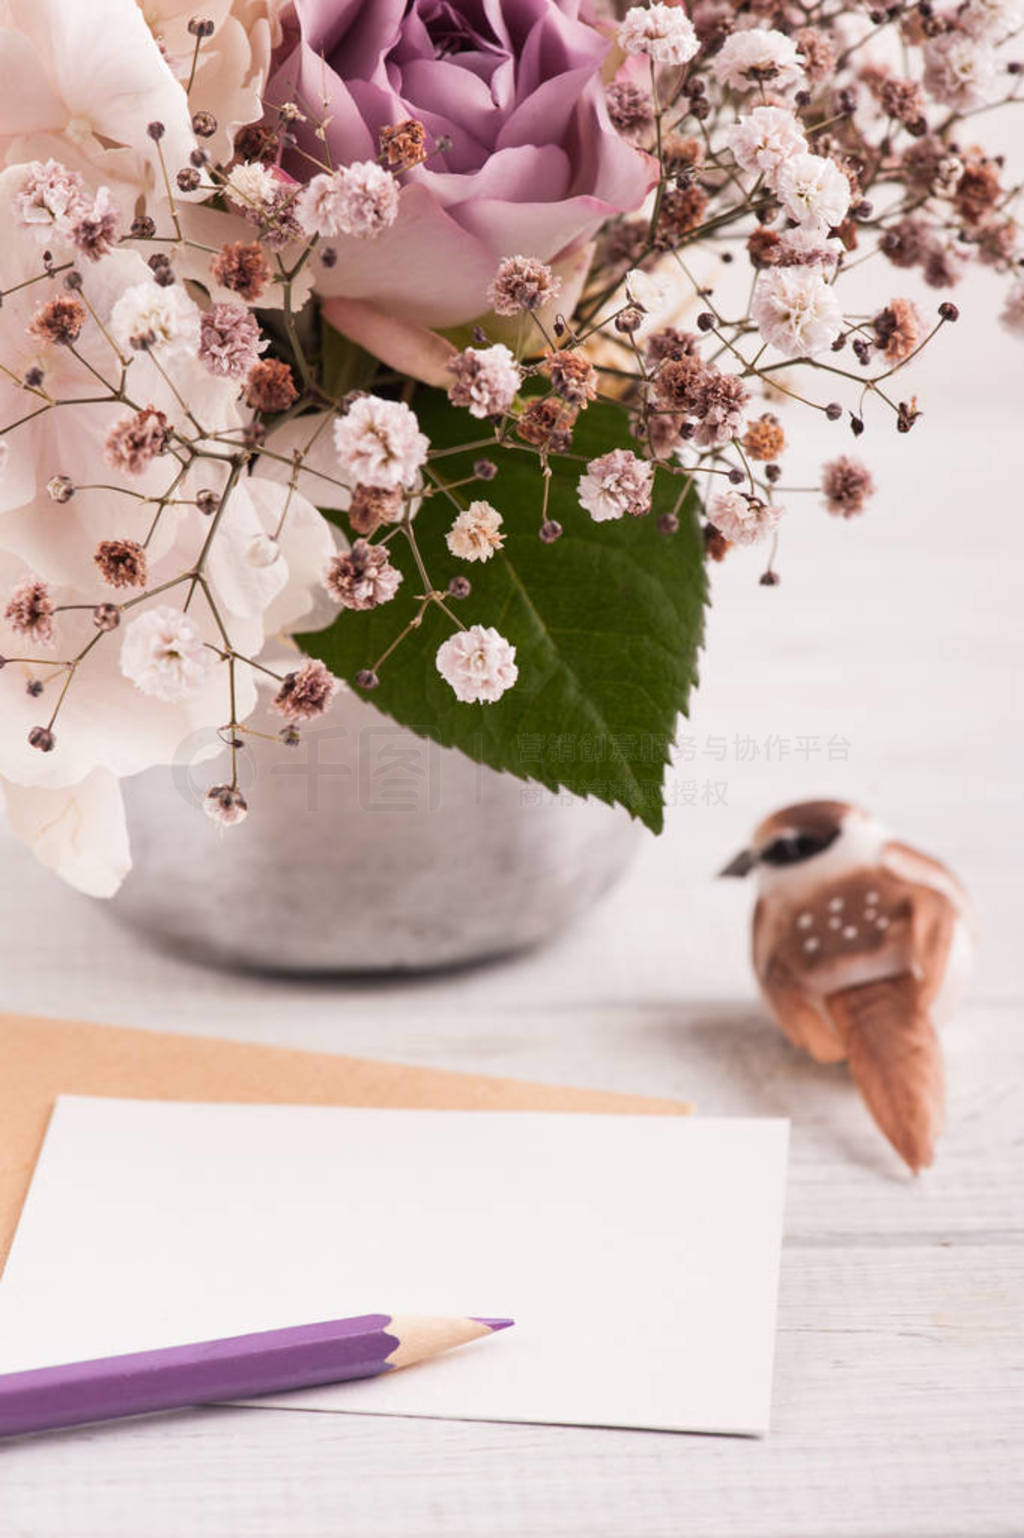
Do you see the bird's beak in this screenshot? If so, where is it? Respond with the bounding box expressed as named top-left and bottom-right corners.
top-left (719, 848), bottom-right (757, 878)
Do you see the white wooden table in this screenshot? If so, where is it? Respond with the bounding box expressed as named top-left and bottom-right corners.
top-left (1, 300), bottom-right (1022, 1536)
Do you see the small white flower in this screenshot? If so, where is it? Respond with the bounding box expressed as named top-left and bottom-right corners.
top-left (618, 3), bottom-right (699, 65)
top-left (1001, 278), bottom-right (1024, 336)
top-left (578, 449), bottom-right (654, 522)
top-left (295, 162), bottom-right (400, 240)
top-left (223, 159), bottom-right (278, 214)
top-left (436, 625), bottom-right (518, 704)
top-left (203, 785), bottom-right (248, 826)
top-left (110, 281), bottom-right (201, 360)
top-left (960, 0), bottom-right (1022, 44)
top-left (446, 501), bottom-right (505, 562)
top-left (709, 490), bottom-right (782, 546)
top-left (333, 396), bottom-right (430, 490)
top-left (776, 153), bottom-right (851, 232)
top-left (120, 605), bottom-right (211, 702)
top-left (751, 267), bottom-right (843, 357)
top-left (922, 34), bottom-right (998, 111)
top-left (727, 107), bottom-right (808, 185)
top-left (712, 28), bottom-right (805, 92)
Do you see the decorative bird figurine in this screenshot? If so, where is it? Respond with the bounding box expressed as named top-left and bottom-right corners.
top-left (721, 800), bottom-right (975, 1173)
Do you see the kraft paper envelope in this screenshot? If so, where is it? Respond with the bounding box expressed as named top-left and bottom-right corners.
top-left (0, 1011), bottom-right (689, 1274)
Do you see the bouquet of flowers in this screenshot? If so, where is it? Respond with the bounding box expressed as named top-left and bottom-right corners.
top-left (0, 0), bottom-right (1019, 895)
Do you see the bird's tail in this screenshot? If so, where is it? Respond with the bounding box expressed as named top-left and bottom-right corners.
top-left (827, 974), bottom-right (945, 1174)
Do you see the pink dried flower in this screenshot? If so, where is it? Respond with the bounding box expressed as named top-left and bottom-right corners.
top-left (203, 785), bottom-right (248, 826)
top-left (13, 160), bottom-right (86, 241)
top-left (70, 187), bottom-right (122, 262)
top-left (272, 659), bottom-right (337, 722)
top-left (578, 449), bottom-right (654, 522)
top-left (104, 407), bottom-right (170, 474)
top-left (348, 484), bottom-right (405, 535)
top-left (94, 539), bottom-right (148, 589)
top-left (487, 256), bottom-right (560, 317)
top-left (211, 241), bottom-right (271, 301)
top-left (295, 163), bottom-right (400, 239)
top-left (120, 606), bottom-right (210, 701)
top-left (244, 359), bottom-right (298, 413)
top-left (447, 344), bottom-right (522, 419)
top-left (325, 540), bottom-right (404, 610)
top-left (1000, 277), bottom-right (1024, 335)
top-left (618, 4), bottom-right (699, 65)
top-left (198, 302), bottom-right (266, 379)
top-left (435, 625), bottom-right (518, 704)
top-left (821, 457), bottom-right (875, 517)
top-left (334, 396), bottom-right (429, 490)
top-left (446, 501), bottom-right (505, 562)
top-left (27, 295), bottom-right (86, 346)
top-left (872, 299), bottom-right (923, 363)
top-left (605, 81), bottom-right (654, 139)
top-left (712, 28), bottom-right (805, 92)
top-left (4, 578), bottom-right (55, 645)
top-left (708, 490), bottom-right (782, 546)
top-left (543, 350), bottom-right (598, 406)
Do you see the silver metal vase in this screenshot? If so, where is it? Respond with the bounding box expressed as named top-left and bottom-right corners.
top-left (108, 686), bottom-right (642, 973)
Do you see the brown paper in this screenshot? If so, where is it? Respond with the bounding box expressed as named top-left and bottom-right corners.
top-left (0, 1012), bottom-right (689, 1274)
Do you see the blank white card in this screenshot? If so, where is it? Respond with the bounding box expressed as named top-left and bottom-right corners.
top-left (0, 1098), bottom-right (788, 1434)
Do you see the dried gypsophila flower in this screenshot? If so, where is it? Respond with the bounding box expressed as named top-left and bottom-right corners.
top-left (349, 483), bottom-right (404, 535)
top-left (487, 256), bottom-right (560, 317)
top-left (296, 163), bottom-right (400, 239)
top-left (4, 578), bottom-right (55, 645)
top-left (272, 659), bottom-right (337, 722)
top-left (578, 449), bottom-right (654, 522)
top-left (334, 395), bottom-right (429, 490)
top-left (94, 539), bottom-right (148, 589)
top-left (104, 407), bottom-right (170, 474)
top-left (605, 81), bottom-right (654, 139)
top-left (119, 605), bottom-right (210, 701)
top-left (822, 456), bottom-right (875, 517)
top-left (743, 414), bottom-right (786, 461)
top-left (515, 397), bottom-right (577, 452)
top-left (435, 624), bottom-right (518, 704)
top-left (543, 350), bottom-right (598, 406)
top-left (199, 302), bottom-right (267, 379)
top-left (708, 490), bottom-right (783, 546)
top-left (618, 3), bottom-right (699, 65)
top-left (27, 295), bottom-right (86, 346)
top-left (244, 358), bottom-right (298, 413)
top-left (446, 501), bottom-right (504, 562)
top-left (872, 299), bottom-right (923, 363)
top-left (379, 118), bottom-right (429, 172)
top-left (211, 241), bottom-right (271, 301)
top-left (654, 183), bottom-right (710, 250)
top-left (70, 187), bottom-right (122, 262)
top-left (447, 344), bottom-right (522, 418)
top-left (325, 539), bottom-right (404, 610)
top-left (204, 785), bottom-right (248, 826)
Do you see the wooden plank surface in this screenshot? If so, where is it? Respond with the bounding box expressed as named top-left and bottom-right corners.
top-left (0, 343), bottom-right (1021, 1533)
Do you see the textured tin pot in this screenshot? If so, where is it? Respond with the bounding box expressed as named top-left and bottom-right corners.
top-left (108, 686), bottom-right (641, 973)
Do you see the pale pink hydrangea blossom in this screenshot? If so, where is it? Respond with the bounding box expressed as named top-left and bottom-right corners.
top-left (333, 396), bottom-right (429, 489)
top-left (119, 606), bottom-right (211, 702)
top-left (296, 163), bottom-right (400, 239)
top-left (618, 4), bottom-right (699, 65)
top-left (709, 490), bottom-right (783, 545)
top-left (727, 107), bottom-right (808, 184)
top-left (751, 268), bottom-right (843, 356)
top-left (436, 625), bottom-right (518, 703)
top-left (775, 153), bottom-right (851, 232)
top-left (578, 449), bottom-right (654, 522)
top-left (446, 344), bottom-right (522, 418)
top-left (446, 501), bottom-right (505, 561)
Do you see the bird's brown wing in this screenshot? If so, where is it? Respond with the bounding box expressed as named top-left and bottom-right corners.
top-left (826, 973), bottom-right (945, 1173)
top-left (754, 898), bottom-right (846, 1062)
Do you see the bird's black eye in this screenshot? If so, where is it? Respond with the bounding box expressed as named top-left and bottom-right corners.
top-left (760, 829), bottom-right (839, 866)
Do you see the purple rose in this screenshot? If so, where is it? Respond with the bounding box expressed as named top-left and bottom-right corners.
top-left (272, 0), bottom-right (654, 374)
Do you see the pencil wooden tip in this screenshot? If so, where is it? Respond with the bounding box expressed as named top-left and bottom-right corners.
top-left (386, 1315), bottom-right (513, 1370)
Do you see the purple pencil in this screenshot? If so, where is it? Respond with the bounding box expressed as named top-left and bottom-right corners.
top-left (0, 1314), bottom-right (513, 1438)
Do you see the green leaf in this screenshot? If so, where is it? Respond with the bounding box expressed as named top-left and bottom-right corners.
top-left (298, 393), bottom-right (707, 833)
